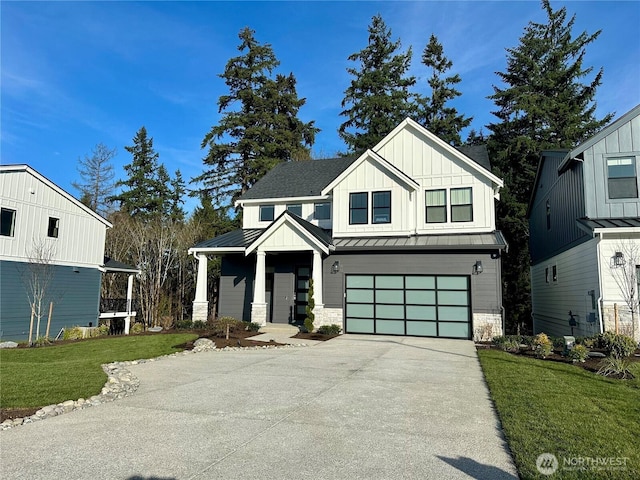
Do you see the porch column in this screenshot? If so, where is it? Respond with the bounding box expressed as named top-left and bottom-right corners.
top-left (312, 250), bottom-right (324, 326)
top-left (251, 251), bottom-right (267, 325)
top-left (192, 253), bottom-right (209, 322)
top-left (124, 274), bottom-right (134, 335)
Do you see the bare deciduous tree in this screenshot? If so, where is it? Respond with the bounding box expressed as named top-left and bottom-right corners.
top-left (22, 239), bottom-right (56, 345)
top-left (609, 240), bottom-right (640, 340)
top-left (72, 143), bottom-right (117, 217)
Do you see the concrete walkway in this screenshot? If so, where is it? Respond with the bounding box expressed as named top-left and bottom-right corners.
top-left (0, 335), bottom-right (517, 480)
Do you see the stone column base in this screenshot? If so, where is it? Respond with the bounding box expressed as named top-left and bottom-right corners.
top-left (251, 302), bottom-right (268, 326)
top-left (473, 313), bottom-right (503, 342)
top-left (192, 301), bottom-right (209, 323)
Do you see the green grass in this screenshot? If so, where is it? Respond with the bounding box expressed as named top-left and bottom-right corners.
top-left (478, 349), bottom-right (640, 479)
top-left (0, 333), bottom-right (197, 409)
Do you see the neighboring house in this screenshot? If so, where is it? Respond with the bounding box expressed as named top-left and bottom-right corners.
top-left (528, 104), bottom-right (640, 341)
top-left (0, 165), bottom-right (137, 341)
top-left (189, 118), bottom-right (506, 340)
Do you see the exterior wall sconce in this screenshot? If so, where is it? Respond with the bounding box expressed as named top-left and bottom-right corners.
top-left (473, 260), bottom-right (483, 275)
top-left (331, 261), bottom-right (340, 274)
top-left (614, 251), bottom-right (625, 267)
top-left (72, 267), bottom-right (80, 273)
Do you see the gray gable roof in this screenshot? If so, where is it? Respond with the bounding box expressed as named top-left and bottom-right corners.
top-left (238, 157), bottom-right (357, 201)
top-left (192, 229), bottom-right (263, 249)
top-left (457, 145), bottom-right (491, 171)
top-left (284, 211), bottom-right (333, 247)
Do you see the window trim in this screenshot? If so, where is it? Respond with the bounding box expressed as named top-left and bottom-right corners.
top-left (425, 189), bottom-right (447, 224)
top-left (259, 204), bottom-right (275, 222)
top-left (451, 187), bottom-right (473, 223)
top-left (372, 191), bottom-right (391, 224)
top-left (606, 154), bottom-right (639, 200)
top-left (0, 207), bottom-right (16, 237)
top-left (313, 202), bottom-right (330, 220)
top-left (47, 217), bottom-right (60, 238)
top-left (349, 192), bottom-right (368, 225)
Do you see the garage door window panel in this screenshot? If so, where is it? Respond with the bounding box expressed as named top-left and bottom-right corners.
top-left (437, 290), bottom-right (469, 305)
top-left (407, 321), bottom-right (438, 336)
top-left (348, 303), bottom-right (375, 318)
top-left (347, 275), bottom-right (374, 288)
top-left (377, 320), bottom-right (405, 335)
top-left (406, 305), bottom-right (436, 320)
top-left (406, 276), bottom-right (435, 289)
top-left (438, 306), bottom-right (470, 322)
top-left (406, 290), bottom-right (435, 305)
top-left (376, 289), bottom-right (404, 304)
top-left (347, 318), bottom-right (375, 333)
top-left (376, 276), bottom-right (404, 288)
top-left (439, 322), bottom-right (470, 338)
top-left (376, 305), bottom-right (405, 319)
top-left (348, 289), bottom-right (374, 303)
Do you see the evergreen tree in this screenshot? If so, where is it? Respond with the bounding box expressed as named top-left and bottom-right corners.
top-left (195, 27), bottom-right (318, 206)
top-left (72, 143), bottom-right (116, 216)
top-left (339, 14), bottom-right (415, 154)
top-left (416, 34), bottom-right (471, 146)
top-left (168, 169), bottom-right (186, 222)
top-left (110, 126), bottom-right (168, 218)
top-left (488, 0), bottom-right (613, 333)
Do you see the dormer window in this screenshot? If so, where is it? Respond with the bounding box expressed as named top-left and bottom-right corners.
top-left (286, 204), bottom-right (302, 217)
top-left (259, 205), bottom-right (274, 222)
top-left (314, 202), bottom-right (330, 220)
top-left (607, 156), bottom-right (638, 199)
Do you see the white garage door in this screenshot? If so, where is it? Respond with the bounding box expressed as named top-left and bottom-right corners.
top-left (345, 274), bottom-right (471, 338)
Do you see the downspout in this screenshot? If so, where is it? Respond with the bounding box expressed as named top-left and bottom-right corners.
top-left (595, 233), bottom-right (605, 334)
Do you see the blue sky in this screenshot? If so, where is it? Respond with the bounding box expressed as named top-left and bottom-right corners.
top-left (2, 1), bottom-right (639, 213)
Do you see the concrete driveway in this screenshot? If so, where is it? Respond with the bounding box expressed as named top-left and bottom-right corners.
top-left (0, 335), bottom-right (517, 480)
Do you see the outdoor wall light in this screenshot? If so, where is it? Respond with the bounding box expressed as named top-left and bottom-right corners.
top-left (614, 251), bottom-right (625, 267)
top-left (473, 260), bottom-right (483, 275)
top-left (331, 261), bottom-right (340, 274)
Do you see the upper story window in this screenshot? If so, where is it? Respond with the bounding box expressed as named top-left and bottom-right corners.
top-left (349, 192), bottom-right (368, 225)
top-left (425, 189), bottom-right (447, 223)
top-left (259, 205), bottom-right (274, 222)
top-left (286, 204), bottom-right (302, 217)
top-left (48, 217), bottom-right (60, 238)
top-left (451, 187), bottom-right (473, 222)
top-left (1, 208), bottom-right (16, 237)
top-left (314, 202), bottom-right (330, 220)
top-left (607, 156), bottom-right (638, 199)
top-left (372, 191), bottom-right (391, 224)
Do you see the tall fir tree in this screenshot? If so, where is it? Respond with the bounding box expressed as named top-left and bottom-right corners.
top-left (416, 34), bottom-right (472, 147)
top-left (168, 169), bottom-right (186, 222)
top-left (111, 126), bottom-right (170, 218)
top-left (195, 27), bottom-right (318, 206)
top-left (339, 14), bottom-right (415, 154)
top-left (488, 0), bottom-right (613, 333)
top-left (72, 143), bottom-right (116, 216)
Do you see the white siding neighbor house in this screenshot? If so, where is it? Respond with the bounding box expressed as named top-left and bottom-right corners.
top-left (528, 105), bottom-right (640, 341)
top-left (190, 118), bottom-right (507, 340)
top-left (0, 165), bottom-right (136, 340)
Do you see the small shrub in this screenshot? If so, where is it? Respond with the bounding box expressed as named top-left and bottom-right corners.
top-left (492, 335), bottom-right (520, 353)
top-left (63, 326), bottom-right (84, 341)
top-left (245, 322), bottom-right (261, 332)
top-left (34, 336), bottom-right (52, 347)
top-left (597, 332), bottom-right (637, 359)
top-left (130, 322), bottom-right (145, 334)
top-left (567, 344), bottom-right (589, 363)
top-left (552, 336), bottom-right (565, 349)
top-left (213, 316), bottom-right (243, 337)
top-left (533, 333), bottom-right (553, 359)
top-left (597, 356), bottom-right (634, 379)
top-left (176, 320), bottom-right (193, 330)
top-left (192, 320), bottom-right (206, 330)
top-left (521, 335), bottom-right (535, 348)
top-left (318, 324), bottom-right (342, 335)
top-left (97, 324), bottom-right (110, 336)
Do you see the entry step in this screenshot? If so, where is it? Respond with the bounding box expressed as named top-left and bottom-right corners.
top-left (258, 323), bottom-right (300, 335)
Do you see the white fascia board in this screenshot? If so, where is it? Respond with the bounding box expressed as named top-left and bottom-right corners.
top-left (321, 150), bottom-right (419, 196)
top-left (374, 118), bottom-right (504, 188)
top-left (1, 164), bottom-right (113, 228)
top-left (594, 227), bottom-right (640, 236)
top-left (188, 247), bottom-right (246, 255)
top-left (245, 215), bottom-right (330, 255)
top-left (235, 195), bottom-right (330, 207)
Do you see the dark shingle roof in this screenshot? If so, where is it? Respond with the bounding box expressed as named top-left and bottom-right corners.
top-left (457, 145), bottom-right (491, 170)
top-left (238, 157), bottom-right (356, 200)
top-left (103, 257), bottom-right (140, 273)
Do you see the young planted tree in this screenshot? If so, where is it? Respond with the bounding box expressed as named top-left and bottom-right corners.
top-left (72, 143), bottom-right (116, 216)
top-left (194, 27), bottom-right (318, 207)
top-left (304, 279), bottom-right (315, 333)
top-left (22, 239), bottom-right (56, 345)
top-left (608, 241), bottom-right (640, 340)
top-left (339, 14), bottom-right (415, 154)
top-left (110, 126), bottom-right (170, 218)
top-left (415, 34), bottom-right (471, 147)
top-left (488, 0), bottom-right (613, 333)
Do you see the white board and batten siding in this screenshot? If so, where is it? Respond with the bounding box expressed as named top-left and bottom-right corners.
top-left (0, 166), bottom-right (110, 268)
top-left (598, 234), bottom-right (640, 304)
top-left (531, 237), bottom-right (600, 338)
top-left (375, 122), bottom-right (498, 234)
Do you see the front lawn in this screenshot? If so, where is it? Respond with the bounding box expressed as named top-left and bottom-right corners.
top-left (0, 333), bottom-right (197, 410)
top-left (478, 349), bottom-right (640, 479)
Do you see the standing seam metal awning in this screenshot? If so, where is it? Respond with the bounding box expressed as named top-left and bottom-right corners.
top-left (333, 231), bottom-right (507, 251)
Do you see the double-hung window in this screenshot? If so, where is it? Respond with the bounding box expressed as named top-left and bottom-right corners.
top-left (372, 191), bottom-right (391, 224)
top-left (607, 156), bottom-right (638, 199)
top-left (425, 190), bottom-right (446, 223)
top-left (0, 208), bottom-right (16, 237)
top-left (259, 205), bottom-right (274, 222)
top-left (349, 192), bottom-right (368, 225)
top-left (451, 187), bottom-right (473, 222)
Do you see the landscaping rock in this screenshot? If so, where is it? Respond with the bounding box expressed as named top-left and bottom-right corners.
top-left (588, 351), bottom-right (606, 358)
top-left (0, 341), bottom-right (18, 349)
top-left (193, 338), bottom-right (216, 352)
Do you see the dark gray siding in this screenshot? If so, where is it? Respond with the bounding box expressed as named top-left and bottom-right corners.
top-left (0, 260), bottom-right (101, 341)
top-left (322, 250), bottom-right (502, 314)
top-left (529, 152), bottom-right (589, 264)
top-left (219, 255), bottom-right (254, 321)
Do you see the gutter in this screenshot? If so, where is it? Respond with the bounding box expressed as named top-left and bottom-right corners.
top-left (595, 234), bottom-right (605, 334)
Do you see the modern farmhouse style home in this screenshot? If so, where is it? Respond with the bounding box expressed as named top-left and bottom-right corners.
top-left (528, 105), bottom-right (640, 341)
top-left (190, 119), bottom-right (507, 340)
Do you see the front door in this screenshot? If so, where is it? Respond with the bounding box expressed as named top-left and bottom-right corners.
top-left (295, 266), bottom-right (311, 323)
